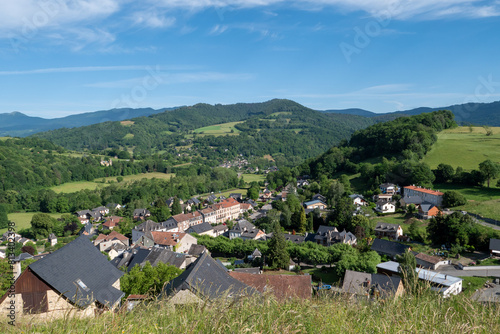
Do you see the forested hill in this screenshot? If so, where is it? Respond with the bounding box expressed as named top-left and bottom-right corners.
top-left (302, 110), bottom-right (456, 181)
top-left (0, 107), bottom-right (177, 137)
top-left (33, 99), bottom-right (376, 164)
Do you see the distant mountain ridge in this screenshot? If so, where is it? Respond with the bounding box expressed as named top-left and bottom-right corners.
top-left (321, 100), bottom-right (500, 125)
top-left (0, 107), bottom-right (180, 137)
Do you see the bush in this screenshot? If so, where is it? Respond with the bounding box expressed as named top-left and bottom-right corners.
top-left (443, 190), bottom-right (467, 207)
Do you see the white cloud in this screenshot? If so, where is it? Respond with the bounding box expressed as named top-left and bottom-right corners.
top-left (209, 24), bottom-right (229, 35)
top-left (86, 71), bottom-right (254, 88)
top-left (131, 11), bottom-right (176, 28)
top-left (0, 66), bottom-right (157, 76)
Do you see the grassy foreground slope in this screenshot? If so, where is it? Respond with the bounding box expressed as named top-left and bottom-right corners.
top-left (423, 126), bottom-right (500, 170)
top-left (5, 293), bottom-right (499, 333)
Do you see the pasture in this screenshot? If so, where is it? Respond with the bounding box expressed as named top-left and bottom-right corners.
top-left (193, 121), bottom-right (242, 136)
top-left (423, 126), bottom-right (500, 170)
top-left (3, 212), bottom-right (62, 235)
top-left (241, 173), bottom-right (266, 183)
top-left (51, 172), bottom-right (175, 193)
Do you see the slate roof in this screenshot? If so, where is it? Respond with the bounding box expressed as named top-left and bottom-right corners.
top-left (162, 252), bottom-right (257, 300)
top-left (28, 235), bottom-right (124, 308)
top-left (303, 200), bottom-right (326, 207)
top-left (342, 270), bottom-right (402, 298)
top-left (188, 244), bottom-right (207, 257)
top-left (316, 225), bottom-right (338, 235)
top-left (134, 220), bottom-right (162, 233)
top-left (187, 222), bottom-right (214, 234)
top-left (370, 238), bottom-right (410, 257)
top-left (284, 233), bottom-right (306, 244)
top-left (419, 203), bottom-right (434, 213)
top-left (124, 248), bottom-right (150, 271)
top-left (375, 222), bottom-right (401, 232)
top-left (489, 238), bottom-right (500, 252)
top-left (415, 253), bottom-right (443, 266)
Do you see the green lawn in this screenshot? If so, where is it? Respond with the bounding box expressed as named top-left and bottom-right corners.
top-left (423, 126), bottom-right (500, 170)
top-left (3, 212), bottom-right (62, 235)
top-left (193, 121), bottom-right (243, 136)
top-left (51, 172), bottom-right (175, 193)
top-left (241, 174), bottom-right (266, 183)
top-left (433, 183), bottom-right (500, 220)
top-left (302, 267), bottom-right (341, 285)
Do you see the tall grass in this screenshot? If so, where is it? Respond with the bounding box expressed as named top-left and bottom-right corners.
top-left (4, 291), bottom-right (500, 333)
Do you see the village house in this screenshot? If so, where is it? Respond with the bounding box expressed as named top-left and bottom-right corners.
top-left (113, 247), bottom-right (195, 272)
top-left (161, 252), bottom-right (257, 305)
top-left (48, 233), bottom-right (57, 247)
top-left (199, 207), bottom-right (217, 225)
top-left (370, 239), bottom-right (410, 259)
top-left (415, 253), bottom-right (450, 270)
top-left (314, 225), bottom-right (356, 246)
top-left (283, 233), bottom-right (316, 244)
top-left (212, 198), bottom-right (242, 224)
top-left (262, 189), bottom-right (273, 199)
top-left (403, 186), bottom-right (444, 207)
top-left (169, 211), bottom-right (203, 232)
top-left (186, 222), bottom-right (215, 237)
top-left (399, 195), bottom-right (423, 208)
top-left (303, 200), bottom-right (327, 210)
top-left (0, 236), bottom-right (124, 320)
top-left (342, 270), bottom-right (404, 299)
top-left (229, 220), bottom-right (265, 240)
top-left (373, 193), bottom-right (393, 203)
top-left (229, 272), bottom-right (312, 301)
top-left (379, 183), bottom-right (399, 195)
top-left (94, 231), bottom-right (130, 252)
top-left (146, 231), bottom-right (197, 253)
top-left (131, 220), bottom-right (165, 244)
top-left (418, 203), bottom-right (441, 219)
top-left (375, 200), bottom-right (396, 214)
top-left (102, 216), bottom-right (123, 231)
top-left (92, 206), bottom-right (109, 216)
top-left (374, 222), bottom-right (403, 240)
top-left (212, 224), bottom-right (229, 237)
top-left (490, 238), bottom-right (500, 256)
top-left (377, 261), bottom-right (462, 297)
top-left (133, 208), bottom-right (151, 221)
top-left (349, 194), bottom-right (368, 206)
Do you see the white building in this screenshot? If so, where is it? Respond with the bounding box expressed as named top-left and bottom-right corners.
top-left (377, 261), bottom-right (462, 297)
top-left (404, 186), bottom-right (444, 207)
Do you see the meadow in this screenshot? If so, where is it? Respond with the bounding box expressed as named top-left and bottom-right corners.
top-left (3, 212), bottom-right (62, 235)
top-left (50, 172), bottom-right (175, 194)
top-left (192, 121), bottom-right (242, 136)
top-left (241, 173), bottom-right (266, 183)
top-left (423, 126), bottom-right (500, 170)
top-left (5, 292), bottom-right (500, 333)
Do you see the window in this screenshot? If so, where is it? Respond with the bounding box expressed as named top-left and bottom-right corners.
top-left (75, 279), bottom-right (90, 292)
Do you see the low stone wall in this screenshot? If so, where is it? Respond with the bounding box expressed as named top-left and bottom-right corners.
top-left (463, 265), bottom-right (500, 271)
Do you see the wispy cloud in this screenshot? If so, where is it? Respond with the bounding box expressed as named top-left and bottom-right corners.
top-left (0, 66), bottom-right (156, 76)
top-left (209, 24), bottom-right (229, 35)
top-left (85, 71), bottom-right (254, 88)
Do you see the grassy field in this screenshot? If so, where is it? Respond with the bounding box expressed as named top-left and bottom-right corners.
top-left (433, 183), bottom-right (500, 220)
top-left (3, 212), bottom-right (62, 235)
top-left (7, 292), bottom-right (500, 333)
top-left (51, 172), bottom-right (175, 193)
top-left (193, 121), bottom-right (242, 136)
top-left (423, 126), bottom-right (500, 170)
top-left (241, 173), bottom-right (266, 183)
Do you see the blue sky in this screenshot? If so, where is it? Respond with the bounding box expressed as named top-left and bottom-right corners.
top-left (0, 0), bottom-right (499, 118)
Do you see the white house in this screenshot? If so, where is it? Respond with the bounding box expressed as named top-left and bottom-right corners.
top-left (375, 201), bottom-right (396, 214)
top-left (377, 261), bottom-right (462, 297)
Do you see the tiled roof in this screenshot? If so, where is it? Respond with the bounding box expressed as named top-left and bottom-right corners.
top-left (415, 252), bottom-right (442, 265)
top-left (149, 231), bottom-right (187, 246)
top-left (95, 231), bottom-right (128, 243)
top-left (404, 186), bottom-right (444, 196)
top-left (229, 272), bottom-right (312, 300)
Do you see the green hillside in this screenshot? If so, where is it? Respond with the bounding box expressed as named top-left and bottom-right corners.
top-left (423, 126), bottom-right (500, 170)
top-left (33, 99), bottom-right (375, 164)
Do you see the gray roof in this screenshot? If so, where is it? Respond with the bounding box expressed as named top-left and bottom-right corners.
top-left (230, 220), bottom-right (256, 234)
top-left (162, 252), bottom-right (257, 300)
top-left (342, 270), bottom-right (402, 297)
top-left (419, 203), bottom-right (435, 213)
top-left (188, 244), bottom-right (207, 257)
top-left (284, 233), bottom-right (306, 244)
top-left (187, 222), bottom-right (214, 235)
top-left (316, 225), bottom-right (338, 236)
top-left (144, 248), bottom-right (188, 268)
top-left (490, 238), bottom-right (500, 251)
top-left (252, 248), bottom-right (262, 257)
top-left (133, 208), bottom-right (150, 217)
top-left (134, 220), bottom-right (162, 233)
top-left (375, 222), bottom-right (400, 232)
top-left (12, 253), bottom-right (33, 262)
top-left (28, 235), bottom-right (124, 308)
top-left (370, 238), bottom-right (410, 257)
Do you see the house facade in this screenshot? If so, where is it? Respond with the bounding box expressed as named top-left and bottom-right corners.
top-left (303, 200), bottom-right (327, 210)
top-left (374, 222), bottom-right (403, 240)
top-left (375, 201), bottom-right (396, 214)
top-left (404, 186), bottom-right (443, 207)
